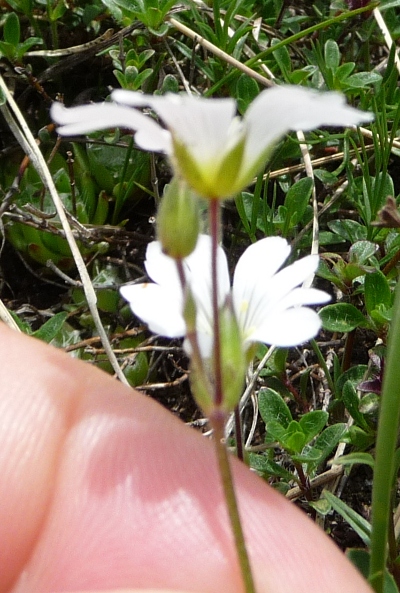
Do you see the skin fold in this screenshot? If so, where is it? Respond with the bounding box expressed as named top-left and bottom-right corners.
top-left (0, 323), bottom-right (372, 593)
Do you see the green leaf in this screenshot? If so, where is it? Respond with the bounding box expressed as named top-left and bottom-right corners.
top-left (359, 392), bottom-right (379, 415)
top-left (316, 231), bottom-right (346, 246)
top-left (137, 48), bottom-right (155, 68)
top-left (317, 259), bottom-right (342, 284)
top-left (282, 420), bottom-right (307, 453)
top-left (16, 37), bottom-right (43, 58)
top-left (271, 347), bottom-right (288, 375)
top-left (320, 303), bottom-right (366, 332)
top-left (344, 71), bottom-right (382, 89)
top-left (313, 423), bottom-right (347, 452)
top-left (86, 143), bottom-right (124, 193)
top-left (328, 219), bottom-right (367, 242)
top-left (334, 452), bottom-right (375, 469)
top-left (49, 0), bottom-right (68, 21)
top-left (342, 380), bottom-right (370, 430)
top-left (372, 172), bottom-right (395, 211)
top-left (343, 425), bottom-right (375, 449)
top-left (131, 67), bottom-right (153, 90)
top-left (324, 39), bottom-right (340, 70)
top-left (158, 73), bottom-right (179, 94)
top-left (33, 312), bottom-right (69, 343)
top-left (336, 364), bottom-right (368, 397)
top-left (236, 74), bottom-right (259, 115)
top-left (343, 262), bottom-right (367, 283)
top-left (258, 388), bottom-right (292, 429)
top-left (249, 453), bottom-right (296, 482)
top-left (334, 62), bottom-right (355, 81)
top-left (299, 410), bottom-right (328, 443)
top-left (365, 270), bottom-right (392, 316)
top-left (299, 423), bottom-right (347, 472)
top-left (148, 22), bottom-right (170, 37)
top-left (272, 38), bottom-right (292, 78)
top-left (309, 498), bottom-right (332, 515)
top-left (4, 12), bottom-right (20, 46)
top-left (370, 305), bottom-right (392, 326)
top-left (0, 41), bottom-right (14, 60)
top-left (348, 240), bottom-right (378, 265)
top-left (292, 449), bottom-right (322, 464)
top-left (9, 310), bottom-right (31, 334)
top-left (323, 490), bottom-right (371, 546)
top-left (125, 64), bottom-right (139, 81)
top-left (265, 419), bottom-right (289, 444)
top-left (282, 177), bottom-right (313, 235)
top-left (123, 351), bottom-right (149, 386)
top-left (313, 168), bottom-right (338, 185)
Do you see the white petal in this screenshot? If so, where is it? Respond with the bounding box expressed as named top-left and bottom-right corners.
top-left (112, 90), bottom-right (160, 106)
top-left (114, 91), bottom-right (237, 168)
top-left (265, 255), bottom-right (321, 307)
top-left (234, 249), bottom-right (323, 343)
top-left (160, 97), bottom-right (237, 169)
top-left (277, 287), bottom-right (331, 311)
top-left (184, 332), bottom-right (213, 359)
top-left (51, 102), bottom-right (171, 152)
top-left (187, 235), bottom-right (230, 326)
top-left (120, 284), bottom-right (185, 337)
top-left (144, 241), bottom-right (182, 292)
top-left (249, 307), bottom-right (322, 347)
top-left (243, 85), bottom-right (373, 171)
top-left (141, 235), bottom-right (230, 345)
top-left (233, 236), bottom-right (290, 312)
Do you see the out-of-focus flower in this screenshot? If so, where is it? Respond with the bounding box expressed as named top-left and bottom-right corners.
top-left (51, 85), bottom-right (373, 199)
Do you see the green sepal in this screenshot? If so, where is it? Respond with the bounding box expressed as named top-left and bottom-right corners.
top-left (219, 301), bottom-right (246, 411)
top-left (157, 177), bottom-right (200, 258)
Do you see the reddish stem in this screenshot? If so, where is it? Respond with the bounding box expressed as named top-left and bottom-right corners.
top-left (209, 198), bottom-right (223, 407)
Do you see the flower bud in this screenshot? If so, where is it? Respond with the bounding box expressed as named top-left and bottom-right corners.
top-left (157, 177), bottom-right (200, 259)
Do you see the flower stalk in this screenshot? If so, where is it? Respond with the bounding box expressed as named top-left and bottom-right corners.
top-left (210, 199), bottom-right (223, 407)
top-left (208, 197), bottom-right (255, 591)
top-left (210, 408), bottom-right (257, 593)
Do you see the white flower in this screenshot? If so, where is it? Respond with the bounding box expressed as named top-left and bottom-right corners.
top-left (51, 85), bottom-right (373, 199)
top-left (120, 234), bottom-right (330, 357)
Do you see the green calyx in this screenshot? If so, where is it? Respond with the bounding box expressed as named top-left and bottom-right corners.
top-left (157, 177), bottom-right (200, 259)
top-left (172, 134), bottom-right (247, 200)
top-left (219, 301), bottom-right (246, 412)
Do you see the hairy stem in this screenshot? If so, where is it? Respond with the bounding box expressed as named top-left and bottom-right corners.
top-left (208, 199), bottom-right (256, 593)
top-left (210, 410), bottom-right (257, 593)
